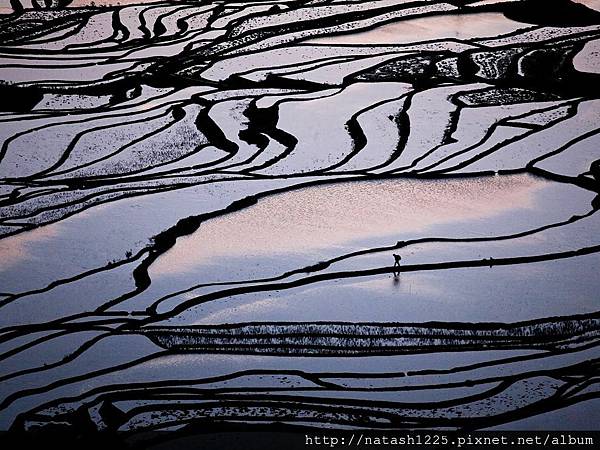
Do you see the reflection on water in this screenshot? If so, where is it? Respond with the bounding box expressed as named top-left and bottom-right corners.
top-left (573, 0), bottom-right (600, 12)
top-left (152, 175), bottom-right (544, 276)
top-left (0, 224), bottom-right (62, 270)
top-left (307, 12), bottom-right (529, 45)
top-left (69, 0), bottom-right (164, 5)
top-left (184, 252), bottom-right (600, 325)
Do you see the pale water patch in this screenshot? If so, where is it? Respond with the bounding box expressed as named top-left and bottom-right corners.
top-left (151, 175), bottom-right (546, 276)
top-left (69, 0), bottom-right (164, 6)
top-left (306, 12), bottom-right (529, 45)
top-left (573, 38), bottom-right (600, 74)
top-left (0, 224), bottom-right (63, 271)
top-left (573, 0), bottom-right (600, 12)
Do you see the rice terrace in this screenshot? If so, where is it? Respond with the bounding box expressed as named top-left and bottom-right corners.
top-left (0, 0), bottom-right (599, 447)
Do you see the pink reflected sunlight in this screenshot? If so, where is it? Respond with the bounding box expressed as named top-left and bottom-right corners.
top-left (307, 12), bottom-right (529, 45)
top-left (151, 174), bottom-right (546, 276)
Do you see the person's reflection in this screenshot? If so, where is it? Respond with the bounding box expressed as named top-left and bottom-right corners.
top-left (392, 253), bottom-right (402, 283)
top-left (393, 271), bottom-right (401, 286)
top-left (392, 253), bottom-right (401, 285)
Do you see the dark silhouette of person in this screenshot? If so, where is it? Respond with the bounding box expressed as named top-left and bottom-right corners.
top-left (392, 254), bottom-right (401, 279)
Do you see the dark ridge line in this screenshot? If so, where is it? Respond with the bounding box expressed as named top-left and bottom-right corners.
top-left (146, 185), bottom-right (594, 309)
top-left (323, 92), bottom-right (410, 172)
top-left (259, 50), bottom-right (412, 85)
top-left (361, 89), bottom-right (416, 171)
top-left (113, 7), bottom-right (130, 43)
top-left (82, 145), bottom-right (237, 183)
top-left (528, 166), bottom-right (600, 197)
top-left (0, 351), bottom-right (172, 412)
top-left (3, 88), bottom-right (307, 185)
top-left (528, 127), bottom-right (600, 168)
top-left (11, 19), bottom-right (88, 47)
top-left (0, 57), bottom-right (150, 70)
top-left (106, 380), bottom-right (500, 403)
top-left (424, 121), bottom-right (596, 182)
top-left (137, 5), bottom-right (152, 41)
top-left (225, 1), bottom-right (456, 44)
top-left (469, 23), bottom-right (547, 46)
top-left (294, 36), bottom-right (489, 50)
top-left (107, 402), bottom-right (404, 432)
top-left (107, 143), bottom-right (233, 182)
top-left (19, 369), bottom-right (346, 418)
top-left (0, 246), bottom-right (147, 308)
top-left (31, 108), bottom-right (178, 180)
top-left (1, 6), bottom-right (213, 57)
top-left (0, 12), bottom-right (94, 46)
top-left (231, 99), bottom-right (272, 164)
top-left (137, 243), bottom-right (600, 325)
top-left (31, 376), bottom-right (597, 433)
top-left (0, 329), bottom-right (92, 363)
top-left (37, 104), bottom-right (208, 181)
top-left (0, 182), bottom-right (174, 224)
top-left (388, 85), bottom-right (466, 172)
top-left (0, 312), bottom-right (136, 343)
top-left (134, 341), bottom-right (597, 358)
top-left (43, 386), bottom-right (597, 434)
top-left (7, 70), bottom-right (145, 96)
top-left (20, 343), bottom-right (600, 419)
top-left (117, 382), bottom-right (512, 424)
top-left (403, 343), bottom-right (600, 378)
top-left (162, 2), bottom-right (464, 66)
top-left (238, 106), bottom-right (299, 173)
top-left (193, 99), bottom-right (238, 154)
top-left (218, 6), bottom-right (470, 62)
top-left (0, 185), bottom-right (51, 208)
top-left (405, 100), bottom-right (579, 174)
top-left (105, 33), bottom-right (212, 63)
top-left (230, 54), bottom-right (355, 81)
top-left (176, 8), bottom-right (213, 36)
top-left (99, 380), bottom-right (509, 411)
top-left (0, 332), bottom-right (111, 383)
top-left (18, 352), bottom-right (597, 428)
top-left (0, 111), bottom-right (54, 125)
top-left (140, 308), bottom-right (600, 334)
top-left (561, 377), bottom-right (600, 399)
top-left (395, 93), bottom-right (577, 172)
top-left (0, 175), bottom-right (250, 241)
top-left (0, 94), bottom-right (185, 167)
top-left (31, 373), bottom-right (598, 433)
top-left (204, 2), bottom-right (228, 30)
top-left (95, 384), bottom-right (600, 431)
top-left (0, 83), bottom-right (186, 130)
top-left (152, 5), bottom-right (191, 37)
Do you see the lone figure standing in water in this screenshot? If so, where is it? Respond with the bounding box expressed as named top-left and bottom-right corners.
top-left (393, 253), bottom-right (402, 267)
